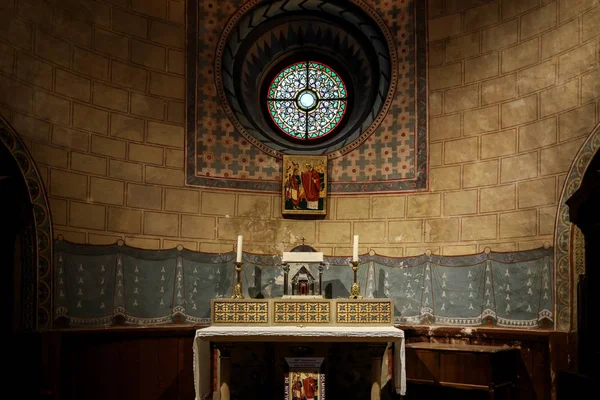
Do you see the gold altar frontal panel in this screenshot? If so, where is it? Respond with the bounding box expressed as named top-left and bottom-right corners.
top-left (212, 299), bottom-right (270, 325)
top-left (211, 298), bottom-right (394, 326)
top-left (273, 300), bottom-right (331, 325)
top-left (335, 300), bottom-right (393, 324)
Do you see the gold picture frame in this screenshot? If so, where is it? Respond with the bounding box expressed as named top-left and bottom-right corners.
top-left (282, 155), bottom-right (327, 215)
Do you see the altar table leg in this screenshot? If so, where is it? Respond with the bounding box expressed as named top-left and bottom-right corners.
top-left (370, 345), bottom-right (386, 400)
top-left (217, 345), bottom-right (232, 400)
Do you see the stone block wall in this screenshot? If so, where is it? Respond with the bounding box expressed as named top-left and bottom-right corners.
top-left (0, 0), bottom-right (598, 258)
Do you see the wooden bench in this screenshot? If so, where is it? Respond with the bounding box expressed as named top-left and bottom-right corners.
top-left (406, 342), bottom-right (520, 399)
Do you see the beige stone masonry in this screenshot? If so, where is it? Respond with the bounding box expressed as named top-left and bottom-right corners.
top-left (480, 184), bottom-right (517, 212)
top-left (445, 190), bottom-right (478, 215)
top-left (127, 183), bottom-right (162, 210)
top-left (12, 113), bottom-right (50, 142)
top-left (407, 193), bottom-right (441, 217)
top-left (108, 207), bottom-right (142, 234)
top-left (482, 74), bottom-right (517, 105)
top-left (520, 2), bottom-right (557, 40)
top-left (464, 105), bottom-right (499, 135)
top-left (337, 197), bottom-right (370, 219)
top-left (201, 192), bottom-right (236, 216)
top-left (482, 18), bottom-right (519, 52)
top-left (518, 60), bottom-right (556, 94)
top-left (52, 125), bottom-right (89, 152)
top-left (95, 27), bottom-right (130, 60)
top-left (182, 215), bottom-right (216, 239)
top-left (125, 237), bottom-right (161, 249)
top-left (430, 113), bottom-right (461, 141)
top-left (518, 177), bottom-right (557, 208)
top-left (463, 160), bottom-right (499, 187)
top-left (71, 152), bottom-right (107, 176)
top-left (445, 32), bottom-right (480, 62)
top-left (430, 142), bottom-right (443, 166)
top-left (131, 93), bottom-right (165, 120)
top-left (50, 169), bottom-right (87, 200)
top-left (518, 117), bottom-right (557, 152)
top-left (481, 129), bottom-right (517, 158)
top-left (90, 177), bottom-right (124, 205)
top-left (73, 47), bottom-right (109, 81)
top-left (73, 103), bottom-right (108, 134)
top-left (559, 102), bottom-right (596, 141)
top-left (389, 220), bottom-right (423, 243)
top-left (49, 198), bottom-right (67, 226)
top-left (109, 159), bottom-right (143, 182)
top-left (501, 152), bottom-right (539, 182)
top-left (70, 201), bottom-right (105, 230)
top-left (318, 222), bottom-right (352, 244)
top-left (462, 215), bottom-right (498, 241)
top-left (17, 53), bottom-right (53, 91)
top-left (444, 137), bottom-right (479, 164)
top-left (165, 188), bottom-right (199, 214)
top-left (372, 196), bottom-right (406, 219)
top-left (0, 0), bottom-right (596, 255)
top-left (501, 95), bottom-right (538, 127)
top-left (354, 222), bottom-right (387, 243)
top-left (32, 143), bottom-right (68, 168)
top-left (144, 211), bottom-right (179, 237)
top-left (430, 166), bottom-right (461, 191)
top-left (465, 1), bottom-right (500, 31)
top-left (111, 113), bottom-right (145, 142)
top-left (500, 209), bottom-right (538, 238)
top-left (129, 143), bottom-right (163, 165)
top-left (425, 218), bottom-right (459, 242)
top-left (541, 19), bottom-right (580, 59)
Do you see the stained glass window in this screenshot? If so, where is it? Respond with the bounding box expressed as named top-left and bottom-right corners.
top-left (267, 61), bottom-right (347, 140)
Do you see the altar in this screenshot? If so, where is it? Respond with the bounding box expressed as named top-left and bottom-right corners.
top-left (193, 240), bottom-right (406, 400)
top-left (193, 298), bottom-right (406, 400)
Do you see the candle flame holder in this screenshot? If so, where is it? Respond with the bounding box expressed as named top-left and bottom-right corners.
top-left (349, 260), bottom-right (363, 299)
top-left (231, 261), bottom-right (244, 299)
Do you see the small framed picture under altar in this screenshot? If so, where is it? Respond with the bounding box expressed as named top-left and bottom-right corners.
top-left (285, 357), bottom-right (325, 400)
top-left (282, 155), bottom-right (327, 216)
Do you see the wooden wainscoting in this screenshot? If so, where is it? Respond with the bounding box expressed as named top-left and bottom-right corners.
top-left (41, 326), bottom-right (200, 400)
top-left (399, 325), bottom-right (573, 400)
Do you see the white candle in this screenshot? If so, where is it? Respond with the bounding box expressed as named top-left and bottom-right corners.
top-left (236, 235), bottom-right (243, 262)
top-left (353, 235), bottom-right (359, 262)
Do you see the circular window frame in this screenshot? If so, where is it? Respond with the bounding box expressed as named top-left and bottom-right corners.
top-left (259, 52), bottom-right (356, 147)
top-left (266, 60), bottom-right (349, 142)
top-left (215, 0), bottom-right (398, 158)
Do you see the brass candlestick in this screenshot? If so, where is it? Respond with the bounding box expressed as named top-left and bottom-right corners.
top-left (349, 260), bottom-right (363, 299)
top-left (231, 261), bottom-right (244, 299)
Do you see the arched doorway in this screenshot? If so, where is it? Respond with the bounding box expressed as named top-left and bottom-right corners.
top-left (0, 117), bottom-right (54, 397)
top-left (0, 141), bottom-right (35, 332)
top-left (566, 148), bottom-right (600, 379)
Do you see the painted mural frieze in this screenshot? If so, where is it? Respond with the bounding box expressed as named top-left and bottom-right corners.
top-left (54, 241), bottom-right (552, 329)
top-left (186, 0), bottom-right (427, 193)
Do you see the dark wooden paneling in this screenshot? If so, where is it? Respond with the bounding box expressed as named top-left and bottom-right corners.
top-left (401, 325), bottom-right (571, 400)
top-left (41, 325), bottom-right (571, 400)
top-left (44, 326), bottom-right (199, 400)
top-left (406, 349), bottom-right (438, 382)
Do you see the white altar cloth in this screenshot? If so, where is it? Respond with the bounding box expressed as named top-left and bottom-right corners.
top-left (193, 325), bottom-right (405, 399)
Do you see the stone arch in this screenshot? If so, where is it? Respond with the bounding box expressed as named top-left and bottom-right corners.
top-left (0, 117), bottom-right (53, 330)
top-left (554, 124), bottom-right (600, 331)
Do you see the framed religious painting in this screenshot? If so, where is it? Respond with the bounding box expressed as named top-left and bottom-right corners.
top-left (282, 155), bottom-right (327, 216)
top-left (285, 357), bottom-right (325, 400)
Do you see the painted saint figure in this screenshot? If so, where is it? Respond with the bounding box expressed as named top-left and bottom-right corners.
top-left (301, 163), bottom-right (321, 210)
top-left (285, 161), bottom-right (301, 209)
top-left (292, 374), bottom-right (303, 400)
top-left (303, 373), bottom-right (317, 400)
